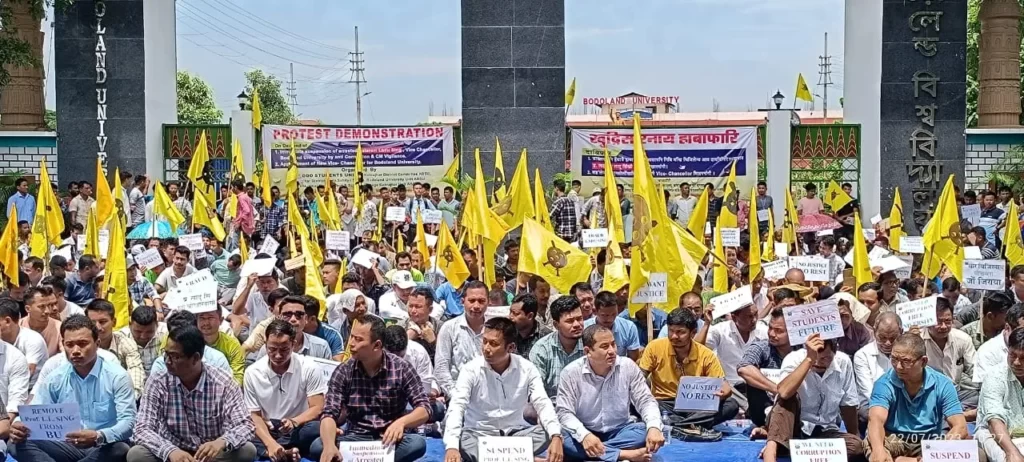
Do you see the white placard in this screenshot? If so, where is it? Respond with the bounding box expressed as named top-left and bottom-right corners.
top-left (895, 255), bottom-right (914, 280)
top-left (485, 305), bottom-right (511, 320)
top-left (961, 204), bottom-right (982, 226)
top-left (422, 209), bottom-right (443, 225)
top-left (720, 228), bottom-right (741, 247)
top-left (241, 258), bottom-right (277, 278)
top-left (351, 249), bottom-right (381, 269)
top-left (895, 295), bottom-right (939, 328)
top-left (921, 440), bottom-right (977, 462)
top-left (816, 229), bottom-right (834, 237)
top-left (899, 236), bottom-right (924, 254)
top-left (757, 209), bottom-right (770, 223)
top-left (761, 368), bottom-right (783, 384)
top-left (259, 235), bottom-right (280, 256)
top-left (790, 439), bottom-right (848, 462)
top-left (134, 248), bottom-right (164, 269)
top-left (308, 356), bottom-right (341, 382)
top-left (964, 246), bottom-right (984, 260)
top-left (385, 206), bottom-right (407, 222)
top-left (425, 234), bottom-right (438, 248)
top-left (479, 436), bottom-right (534, 462)
top-left (868, 246), bottom-right (890, 261)
top-left (788, 256), bottom-right (830, 282)
top-left (710, 285), bottom-right (754, 319)
top-left (54, 246), bottom-right (72, 262)
top-left (631, 273), bottom-right (668, 304)
top-left (178, 233), bottom-right (205, 252)
top-left (775, 242), bottom-right (790, 257)
top-left (337, 441), bottom-right (395, 462)
top-left (581, 228), bottom-right (610, 249)
top-left (174, 270), bottom-right (218, 314)
top-left (784, 299), bottom-right (844, 346)
top-left (762, 259), bottom-right (790, 281)
top-left (963, 259), bottom-right (1006, 291)
top-left (874, 256), bottom-right (911, 275)
top-left (674, 377), bottom-right (723, 412)
top-left (284, 256), bottom-right (305, 271)
top-left (19, 403), bottom-right (81, 441)
top-left (863, 228), bottom-right (876, 241)
top-left (98, 229), bottom-right (110, 256)
top-left (704, 222), bottom-right (712, 236)
top-left (870, 214), bottom-right (883, 225)
top-left (325, 231), bottom-right (351, 251)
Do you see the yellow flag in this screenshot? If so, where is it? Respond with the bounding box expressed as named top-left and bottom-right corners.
top-left (853, 211), bottom-right (873, 287)
top-left (0, 204), bottom-right (19, 283)
top-left (602, 148), bottom-right (625, 243)
top-left (629, 113), bottom-right (659, 303)
top-left (353, 143), bottom-right (365, 220)
top-left (443, 153), bottom-right (460, 181)
top-left (314, 192), bottom-right (338, 231)
top-left (111, 168), bottom-right (127, 230)
top-left (1005, 200), bottom-right (1024, 267)
top-left (922, 175), bottom-right (963, 281)
top-left (105, 213), bottom-right (130, 329)
top-left (285, 138), bottom-right (299, 195)
top-left (259, 150), bottom-right (273, 207)
top-left (94, 159), bottom-right (114, 225)
top-left (193, 189), bottom-right (227, 241)
top-left (748, 186), bottom-right (762, 281)
top-left (713, 215), bottom-right (728, 293)
top-left (533, 168), bottom-right (553, 232)
top-left (397, 233), bottom-right (405, 253)
top-left (188, 131), bottom-right (216, 207)
top-left (719, 161), bottom-right (739, 228)
top-left (436, 220), bottom-right (470, 288)
top-left (251, 88), bottom-right (263, 129)
top-left (763, 207), bottom-right (777, 261)
top-left (492, 138), bottom-right (507, 203)
top-left (30, 160), bottom-right (64, 255)
top-left (334, 259), bottom-right (347, 294)
top-left (889, 187), bottom-right (905, 253)
top-left (795, 73), bottom-right (814, 103)
top-left (603, 212), bottom-right (629, 293)
top-left (153, 182), bottom-right (186, 230)
top-left (467, 148), bottom-right (509, 244)
top-left (325, 172), bottom-right (341, 227)
top-left (230, 140), bottom-right (246, 184)
top-left (287, 194), bottom-right (309, 240)
top-left (301, 232), bottom-right (328, 318)
top-left (493, 148), bottom-right (533, 230)
top-left (565, 77), bottom-right (577, 106)
top-left (520, 218), bottom-right (591, 294)
top-left (239, 234), bottom-right (250, 262)
top-left (824, 180), bottom-right (853, 212)
top-left (84, 207), bottom-right (101, 258)
top-left (687, 187), bottom-right (709, 239)
top-left (415, 210), bottom-right (431, 263)
top-left (783, 188), bottom-right (800, 246)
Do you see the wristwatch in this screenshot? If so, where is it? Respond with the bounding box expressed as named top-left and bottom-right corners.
top-left (95, 432), bottom-right (106, 447)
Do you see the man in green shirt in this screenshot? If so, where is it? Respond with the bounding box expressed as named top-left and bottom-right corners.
top-left (196, 306), bottom-right (246, 384)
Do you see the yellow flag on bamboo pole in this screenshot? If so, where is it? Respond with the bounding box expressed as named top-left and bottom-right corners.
top-left (795, 73), bottom-right (814, 103)
top-left (492, 138), bottom-right (507, 204)
top-left (285, 138), bottom-right (299, 195)
top-left (187, 131), bottom-right (216, 207)
top-left (353, 143), bottom-right (365, 220)
top-left (193, 190), bottom-right (227, 242)
top-left (259, 150), bottom-right (273, 207)
top-left (30, 160), bottom-right (64, 256)
top-left (824, 180), bottom-right (853, 212)
top-left (0, 205), bottom-right (19, 284)
top-left (520, 218), bottom-right (591, 294)
top-left (603, 148), bottom-right (625, 243)
top-left (105, 214), bottom-right (130, 329)
top-left (763, 207), bottom-right (777, 261)
top-left (748, 186), bottom-right (761, 281)
top-left (783, 189), bottom-right (800, 246)
top-left (84, 207), bottom-right (101, 258)
top-left (415, 210), bottom-right (431, 264)
top-left (603, 213), bottom-right (629, 293)
top-left (687, 187), bottom-right (709, 239)
top-left (94, 159), bottom-right (114, 225)
top-left (718, 161), bottom-right (739, 228)
top-left (889, 188), bottom-right (905, 253)
top-left (1005, 200), bottom-right (1024, 267)
top-left (713, 216), bottom-right (728, 293)
top-left (533, 168), bottom-right (553, 232)
top-left (153, 182), bottom-right (185, 230)
top-left (853, 211), bottom-right (874, 287)
top-left (493, 148), bottom-right (533, 230)
top-left (922, 175), bottom-right (963, 281)
top-left (436, 220), bottom-right (470, 289)
top-left (251, 88), bottom-right (263, 129)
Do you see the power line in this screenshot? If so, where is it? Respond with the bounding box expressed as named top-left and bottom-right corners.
top-left (349, 26), bottom-right (368, 125)
top-left (200, 0), bottom-right (352, 55)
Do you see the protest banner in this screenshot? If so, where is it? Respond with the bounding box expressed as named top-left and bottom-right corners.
top-left (921, 440), bottom-right (977, 461)
top-left (259, 235), bottom-right (280, 256)
top-left (422, 209), bottom-right (443, 225)
top-left (710, 285), bottom-right (753, 319)
top-left (174, 270), bottom-right (218, 314)
top-left (762, 259), bottom-right (789, 281)
top-left (325, 231), bottom-right (351, 252)
top-left (308, 356), bottom-right (341, 382)
top-left (963, 259), bottom-right (1006, 291)
top-left (479, 437), bottom-right (535, 462)
top-left (895, 295), bottom-right (939, 328)
top-left (757, 209), bottom-right (770, 223)
top-left (895, 255), bottom-right (914, 279)
top-left (964, 246), bottom-right (984, 260)
top-left (581, 229), bottom-right (610, 249)
top-left (284, 256), bottom-right (305, 271)
top-left (241, 258), bottom-right (277, 279)
top-left (775, 242), bottom-right (790, 257)
top-left (631, 273), bottom-right (668, 304)
top-left (674, 377), bottom-right (723, 412)
top-left (720, 228), bottom-right (740, 247)
top-left (899, 236), bottom-right (924, 254)
top-left (788, 256), bottom-right (830, 282)
top-left (790, 439), bottom-right (848, 462)
top-left (784, 299), bottom-right (844, 346)
top-left (134, 248), bottom-right (164, 269)
top-left (761, 368), bottom-right (783, 384)
top-left (485, 306), bottom-right (511, 320)
top-left (337, 441), bottom-right (395, 462)
top-left (178, 233), bottom-right (204, 251)
top-left (385, 207), bottom-right (407, 222)
top-left (352, 249), bottom-right (382, 269)
top-left (19, 403), bottom-right (82, 441)
top-left (960, 204), bottom-right (982, 226)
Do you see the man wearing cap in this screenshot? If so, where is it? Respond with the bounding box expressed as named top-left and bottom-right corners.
top-left (379, 270), bottom-right (419, 322)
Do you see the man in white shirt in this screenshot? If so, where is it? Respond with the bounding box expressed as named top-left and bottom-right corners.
top-left (0, 299), bottom-right (47, 386)
top-left (853, 312), bottom-right (902, 424)
top-left (154, 246), bottom-right (196, 294)
top-left (557, 324), bottom-right (664, 462)
top-left (974, 304), bottom-right (1024, 385)
top-left (673, 182), bottom-right (697, 226)
top-left (705, 303), bottom-right (767, 410)
top-left (0, 338), bottom-right (30, 458)
top-left (383, 325), bottom-right (445, 428)
top-left (922, 297), bottom-right (978, 420)
top-left (761, 334), bottom-right (863, 462)
top-left (245, 319), bottom-right (326, 461)
top-left (232, 261), bottom-right (285, 331)
top-left (128, 175), bottom-right (149, 228)
top-left (443, 317), bottom-right (563, 462)
top-left (435, 281), bottom-right (489, 396)
top-left (379, 270), bottom-right (417, 322)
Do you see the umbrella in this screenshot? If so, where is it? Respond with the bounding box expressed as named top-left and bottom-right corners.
top-left (127, 221), bottom-right (177, 240)
top-left (797, 214), bottom-right (842, 233)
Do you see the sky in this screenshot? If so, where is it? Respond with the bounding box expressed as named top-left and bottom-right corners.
top-left (43, 0), bottom-right (846, 124)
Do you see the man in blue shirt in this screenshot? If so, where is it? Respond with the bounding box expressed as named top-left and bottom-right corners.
top-left (6, 177), bottom-right (35, 225)
top-left (979, 190), bottom-right (1007, 248)
top-left (10, 314), bottom-right (135, 462)
top-left (865, 333), bottom-right (968, 460)
top-left (64, 256), bottom-right (102, 307)
top-left (584, 291), bottom-right (641, 361)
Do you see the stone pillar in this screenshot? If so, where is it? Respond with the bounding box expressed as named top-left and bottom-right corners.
top-left (231, 110), bottom-right (255, 177)
top-left (766, 110), bottom-right (796, 222)
top-left (460, 0), bottom-right (566, 184)
top-left (0, 1), bottom-right (46, 130)
top-left (843, 0), bottom-right (883, 219)
top-left (978, 0), bottom-right (1022, 127)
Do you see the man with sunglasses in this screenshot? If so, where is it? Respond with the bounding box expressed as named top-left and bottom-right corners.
top-left (864, 333), bottom-right (967, 461)
top-left (260, 295), bottom-right (332, 360)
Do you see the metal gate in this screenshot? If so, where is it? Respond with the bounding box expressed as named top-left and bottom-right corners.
top-left (789, 124), bottom-right (861, 199)
top-left (163, 124), bottom-right (233, 197)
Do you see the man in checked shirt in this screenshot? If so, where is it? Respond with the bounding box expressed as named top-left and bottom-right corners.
top-left (310, 315), bottom-right (430, 462)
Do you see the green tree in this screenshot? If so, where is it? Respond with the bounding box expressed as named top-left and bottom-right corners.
top-left (176, 70), bottom-right (224, 124)
top-left (44, 109), bottom-right (55, 130)
top-left (0, 0), bottom-right (74, 89)
top-left (242, 69), bottom-right (295, 125)
top-left (966, 0), bottom-right (1024, 127)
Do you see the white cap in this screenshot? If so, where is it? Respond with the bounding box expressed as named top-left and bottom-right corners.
top-left (390, 270), bottom-right (416, 289)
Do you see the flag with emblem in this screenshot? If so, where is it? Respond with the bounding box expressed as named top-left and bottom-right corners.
top-left (153, 182), bottom-right (186, 230)
top-left (533, 168), bottom-right (554, 232)
top-left (111, 168), bottom-right (127, 230)
top-left (193, 189), bottom-right (226, 241)
top-left (285, 137), bottom-right (300, 196)
top-left (713, 215), bottom-right (729, 293)
top-left (602, 147), bottom-right (625, 243)
top-left (922, 175), bottom-right (963, 281)
top-left (0, 204), bottom-right (19, 283)
top-left (436, 220), bottom-right (470, 288)
top-left (259, 150), bottom-right (273, 207)
top-left (796, 73), bottom-right (813, 103)
top-left (227, 141), bottom-right (245, 217)
top-left (718, 161), bottom-right (739, 228)
top-left (251, 88), bottom-right (263, 129)
top-left (187, 131), bottom-right (216, 208)
top-left (94, 159), bottom-right (114, 226)
top-left (1005, 200), bottom-right (1024, 267)
top-left (687, 187), bottom-right (709, 239)
top-left (824, 180), bottom-right (853, 212)
top-left (565, 77), bottom-right (577, 106)
top-left (603, 211), bottom-right (629, 293)
top-left (492, 138), bottom-right (507, 204)
top-left (763, 207), bottom-right (777, 260)
top-left (748, 186), bottom-right (761, 281)
top-left (466, 148), bottom-right (510, 245)
top-left (493, 148), bottom-right (533, 230)
top-left (30, 160), bottom-right (64, 256)
top-left (353, 143), bottom-right (365, 220)
top-left (853, 211), bottom-right (873, 287)
top-left (325, 171), bottom-right (342, 229)
top-left (443, 153), bottom-right (460, 181)
top-left (105, 213), bottom-right (131, 329)
top-left (520, 218), bottom-right (591, 294)
top-left (889, 187), bottom-right (905, 253)
top-left (783, 188), bottom-right (800, 247)
top-left (84, 207), bottom-right (101, 258)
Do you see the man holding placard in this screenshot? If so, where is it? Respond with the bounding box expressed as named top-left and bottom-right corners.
top-left (443, 317), bottom-right (562, 462)
top-left (705, 303), bottom-right (766, 412)
top-left (638, 309), bottom-right (738, 442)
top-left (130, 324), bottom-right (256, 462)
top-left (232, 260), bottom-right (286, 331)
top-left (154, 247), bottom-right (197, 295)
top-left (761, 334), bottom-right (863, 462)
top-left (736, 309), bottom-right (797, 431)
top-left (864, 333), bottom-right (967, 461)
top-left (557, 324), bottom-right (665, 462)
top-left (11, 315), bottom-right (136, 462)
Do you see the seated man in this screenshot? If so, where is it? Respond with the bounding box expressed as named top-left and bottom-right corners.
top-left (976, 327), bottom-right (1024, 461)
top-left (259, 295), bottom-right (332, 360)
top-left (761, 334), bottom-right (863, 462)
top-left (0, 326), bottom-right (31, 459)
top-left (529, 296), bottom-right (586, 399)
top-left (960, 291), bottom-right (1013, 349)
top-left (436, 281), bottom-right (489, 396)
top-left (736, 309), bottom-right (796, 433)
top-left (310, 315), bottom-right (429, 462)
top-left (865, 333), bottom-right (968, 461)
top-left (835, 298), bottom-right (872, 357)
top-left (195, 304), bottom-right (247, 383)
top-left (21, 286), bottom-right (61, 356)
top-left (0, 298), bottom-right (49, 386)
top-left (115, 306), bottom-right (166, 380)
top-left (240, 288), bottom-right (290, 354)
top-left (638, 308), bottom-right (738, 442)
top-left (130, 324), bottom-right (256, 462)
top-left (245, 320), bottom-right (325, 461)
top-left (402, 287), bottom-right (443, 360)
top-left (382, 325), bottom-right (444, 426)
top-left (583, 291), bottom-right (641, 360)
top-left (10, 315), bottom-right (134, 462)
top-left (297, 294), bottom-right (344, 361)
top-left (920, 297), bottom-right (978, 420)
top-left (443, 317), bottom-right (563, 462)
top-left (86, 300), bottom-right (146, 399)
top-left (510, 294), bottom-right (551, 358)
top-left (853, 312), bottom-right (902, 424)
top-left (975, 303), bottom-right (1024, 384)
top-left (557, 324), bottom-right (665, 462)
top-left (705, 303), bottom-right (766, 411)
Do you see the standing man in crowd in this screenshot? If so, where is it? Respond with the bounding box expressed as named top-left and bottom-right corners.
top-left (550, 179), bottom-right (580, 243)
top-left (6, 177), bottom-right (35, 226)
top-left (68, 181), bottom-right (95, 228)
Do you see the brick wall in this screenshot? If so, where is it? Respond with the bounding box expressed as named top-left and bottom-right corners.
top-left (0, 132), bottom-right (58, 185)
top-left (965, 129), bottom-right (1024, 192)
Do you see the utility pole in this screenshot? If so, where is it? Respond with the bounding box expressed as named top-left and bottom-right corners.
top-left (349, 26), bottom-right (367, 125)
top-left (817, 32), bottom-right (833, 120)
top-left (287, 63), bottom-right (298, 115)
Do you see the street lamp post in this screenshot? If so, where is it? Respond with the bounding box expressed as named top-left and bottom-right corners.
top-left (237, 91), bottom-right (249, 111)
top-left (772, 90), bottom-right (785, 110)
